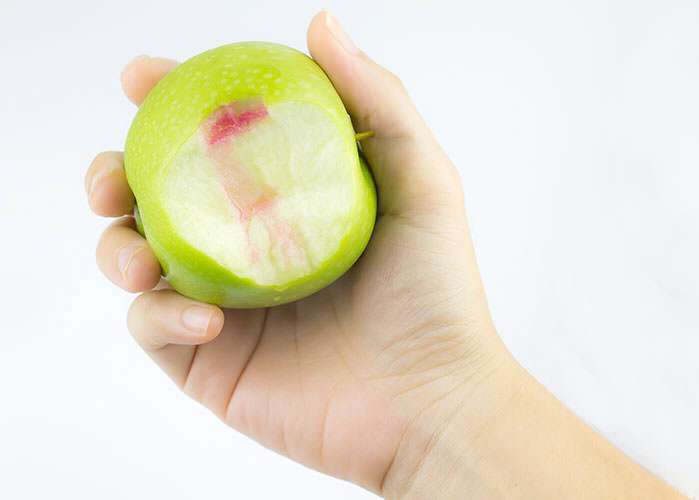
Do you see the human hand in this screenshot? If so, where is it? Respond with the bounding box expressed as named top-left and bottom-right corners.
top-left (86, 11), bottom-right (683, 500)
top-left (85, 11), bottom-right (506, 495)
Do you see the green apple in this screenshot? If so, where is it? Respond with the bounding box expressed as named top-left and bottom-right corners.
top-left (124, 42), bottom-right (376, 308)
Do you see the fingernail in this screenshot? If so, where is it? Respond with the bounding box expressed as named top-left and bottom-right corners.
top-left (325, 11), bottom-right (359, 55)
top-left (117, 244), bottom-right (143, 281)
top-left (181, 306), bottom-right (213, 334)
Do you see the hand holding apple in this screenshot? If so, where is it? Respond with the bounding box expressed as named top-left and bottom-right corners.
top-left (88, 12), bottom-right (482, 494)
top-left (85, 11), bottom-right (680, 500)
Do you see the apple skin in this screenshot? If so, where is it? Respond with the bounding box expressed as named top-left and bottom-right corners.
top-left (124, 43), bottom-right (376, 308)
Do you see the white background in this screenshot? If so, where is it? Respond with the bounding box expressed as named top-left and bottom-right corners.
top-left (1, 0), bottom-right (697, 498)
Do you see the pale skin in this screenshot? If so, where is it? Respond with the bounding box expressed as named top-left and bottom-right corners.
top-left (85, 12), bottom-right (686, 499)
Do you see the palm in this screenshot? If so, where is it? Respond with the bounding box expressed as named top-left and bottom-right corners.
top-left (178, 214), bottom-right (474, 487)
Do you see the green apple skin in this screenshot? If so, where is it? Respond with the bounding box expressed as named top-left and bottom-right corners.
top-left (124, 43), bottom-right (376, 308)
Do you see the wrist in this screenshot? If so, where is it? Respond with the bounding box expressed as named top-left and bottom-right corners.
top-left (383, 350), bottom-right (684, 500)
top-left (382, 344), bottom-right (526, 499)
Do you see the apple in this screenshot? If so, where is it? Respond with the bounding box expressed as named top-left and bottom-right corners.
top-left (125, 42), bottom-right (377, 308)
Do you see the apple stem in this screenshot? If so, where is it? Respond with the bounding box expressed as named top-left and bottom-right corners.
top-left (354, 131), bottom-right (374, 141)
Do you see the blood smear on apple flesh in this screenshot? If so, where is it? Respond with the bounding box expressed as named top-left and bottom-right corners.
top-left (202, 101), bottom-right (306, 267)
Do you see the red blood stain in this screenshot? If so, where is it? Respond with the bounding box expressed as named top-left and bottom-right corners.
top-left (207, 107), bottom-right (268, 145)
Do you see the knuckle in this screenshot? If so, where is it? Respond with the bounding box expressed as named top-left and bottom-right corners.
top-left (89, 151), bottom-right (123, 179)
top-left (385, 69), bottom-right (405, 92)
top-left (89, 151), bottom-right (106, 168)
top-left (95, 228), bottom-right (112, 262)
top-left (96, 222), bottom-right (123, 255)
top-left (90, 151), bottom-right (114, 170)
top-left (126, 293), bottom-right (146, 331)
top-left (127, 292), bottom-right (158, 343)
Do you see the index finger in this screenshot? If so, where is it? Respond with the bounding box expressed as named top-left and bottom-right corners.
top-left (120, 55), bottom-right (178, 105)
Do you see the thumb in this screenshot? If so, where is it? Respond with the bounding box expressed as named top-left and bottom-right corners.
top-left (307, 11), bottom-right (463, 220)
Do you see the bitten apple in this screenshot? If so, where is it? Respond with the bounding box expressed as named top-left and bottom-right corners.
top-left (125, 42), bottom-right (376, 307)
